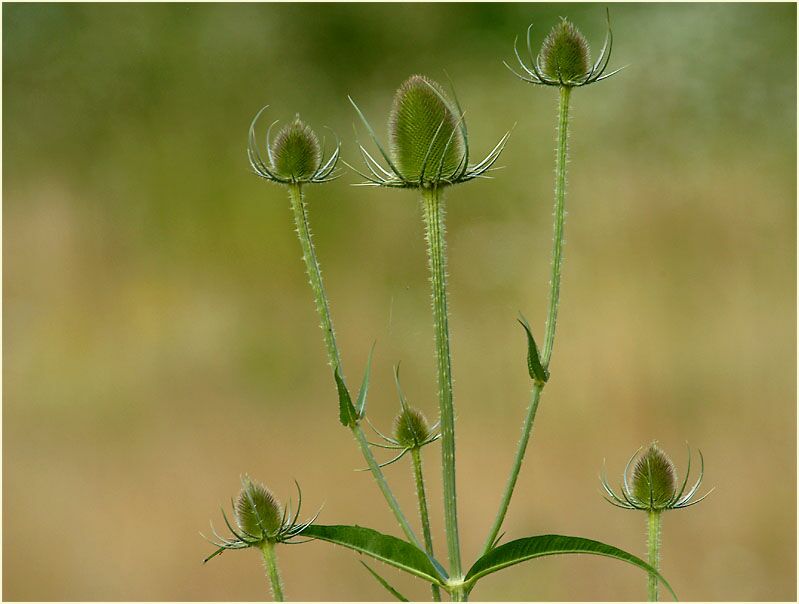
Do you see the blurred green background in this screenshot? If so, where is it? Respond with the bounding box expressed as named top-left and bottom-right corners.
top-left (3, 2), bottom-right (796, 601)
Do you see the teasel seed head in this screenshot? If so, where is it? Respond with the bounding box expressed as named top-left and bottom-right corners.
top-left (346, 76), bottom-right (511, 189)
top-left (248, 107), bottom-right (340, 185)
top-left (393, 407), bottom-right (434, 449)
top-left (631, 442), bottom-right (678, 509)
top-left (600, 442), bottom-right (714, 512)
top-left (235, 476), bottom-right (283, 541)
top-left (270, 116), bottom-right (322, 182)
top-left (203, 477), bottom-right (321, 562)
top-left (540, 18), bottom-right (591, 83)
top-left (388, 75), bottom-right (465, 185)
top-left (506, 9), bottom-right (623, 88)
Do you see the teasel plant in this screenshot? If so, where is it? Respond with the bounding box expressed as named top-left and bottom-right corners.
top-left (601, 442), bottom-right (713, 601)
top-left (202, 477), bottom-right (320, 601)
top-left (205, 12), bottom-right (688, 603)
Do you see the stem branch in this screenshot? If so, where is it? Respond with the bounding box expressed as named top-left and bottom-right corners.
top-left (287, 184), bottom-right (419, 547)
top-left (411, 448), bottom-right (442, 602)
top-left (480, 86), bottom-right (572, 558)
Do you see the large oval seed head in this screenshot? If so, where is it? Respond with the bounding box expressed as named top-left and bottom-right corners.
top-left (388, 75), bottom-right (465, 184)
top-left (632, 443), bottom-right (678, 510)
top-left (540, 18), bottom-right (591, 82)
top-left (235, 477), bottom-right (283, 540)
top-left (270, 116), bottom-right (321, 181)
top-left (393, 407), bottom-right (432, 449)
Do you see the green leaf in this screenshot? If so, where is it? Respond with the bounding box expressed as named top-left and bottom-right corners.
top-left (355, 343), bottom-right (376, 419)
top-left (518, 314), bottom-right (548, 384)
top-left (302, 524), bottom-right (447, 586)
top-left (360, 561), bottom-right (410, 601)
top-left (465, 534), bottom-right (677, 600)
top-left (334, 368), bottom-right (358, 427)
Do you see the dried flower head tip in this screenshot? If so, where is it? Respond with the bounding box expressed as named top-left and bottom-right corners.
top-left (202, 477), bottom-right (320, 562)
top-left (600, 442), bottom-right (713, 512)
top-left (346, 75), bottom-right (511, 189)
top-left (506, 9), bottom-right (624, 88)
top-left (248, 107), bottom-right (340, 185)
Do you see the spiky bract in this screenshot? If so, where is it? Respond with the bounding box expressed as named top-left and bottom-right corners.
top-left (540, 19), bottom-right (591, 82)
top-left (393, 407), bottom-right (433, 449)
top-left (506, 10), bottom-right (623, 88)
top-left (389, 75), bottom-right (465, 185)
top-left (600, 443), bottom-right (713, 512)
top-left (271, 117), bottom-right (322, 182)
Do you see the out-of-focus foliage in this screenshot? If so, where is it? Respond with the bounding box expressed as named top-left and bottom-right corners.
top-left (3, 3), bottom-right (795, 600)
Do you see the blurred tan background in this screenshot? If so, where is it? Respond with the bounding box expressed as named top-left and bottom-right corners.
top-left (3, 2), bottom-right (796, 601)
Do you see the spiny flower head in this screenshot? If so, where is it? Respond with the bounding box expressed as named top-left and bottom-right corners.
top-left (600, 442), bottom-right (713, 512)
top-left (388, 75), bottom-right (465, 185)
top-left (631, 442), bottom-right (677, 508)
top-left (248, 107), bottom-right (340, 185)
top-left (235, 477), bottom-right (283, 540)
top-left (203, 476), bottom-right (320, 562)
top-left (507, 9), bottom-right (623, 88)
top-left (346, 76), bottom-right (510, 189)
top-left (393, 407), bottom-right (434, 449)
top-left (540, 18), bottom-right (591, 82)
top-left (359, 366), bottom-right (441, 470)
top-left (270, 116), bottom-right (322, 182)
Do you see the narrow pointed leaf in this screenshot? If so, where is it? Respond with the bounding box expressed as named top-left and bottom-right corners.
top-left (464, 534), bottom-right (676, 600)
top-left (356, 343), bottom-right (376, 419)
top-left (303, 524), bottom-right (446, 586)
top-left (360, 561), bottom-right (410, 601)
top-left (518, 314), bottom-right (548, 383)
top-left (334, 368), bottom-right (358, 427)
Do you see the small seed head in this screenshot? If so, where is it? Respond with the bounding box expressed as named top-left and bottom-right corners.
top-left (632, 442), bottom-right (678, 510)
top-left (388, 75), bottom-right (465, 184)
top-left (270, 116), bottom-right (322, 181)
top-left (393, 407), bottom-right (433, 449)
top-left (235, 477), bottom-right (283, 541)
top-left (540, 18), bottom-right (591, 83)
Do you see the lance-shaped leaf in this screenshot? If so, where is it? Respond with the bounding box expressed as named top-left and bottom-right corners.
top-left (465, 534), bottom-right (677, 600)
top-left (360, 561), bottom-right (410, 602)
top-left (302, 524), bottom-right (447, 586)
top-left (518, 314), bottom-right (548, 384)
top-left (334, 368), bottom-right (358, 428)
top-left (355, 344), bottom-right (376, 419)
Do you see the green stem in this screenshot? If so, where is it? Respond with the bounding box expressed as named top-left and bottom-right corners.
top-left (480, 86), bottom-right (572, 559)
top-left (420, 186), bottom-right (463, 596)
top-left (411, 447), bottom-right (442, 602)
top-left (287, 184), bottom-right (419, 547)
top-left (260, 541), bottom-right (285, 602)
top-left (647, 511), bottom-right (662, 602)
